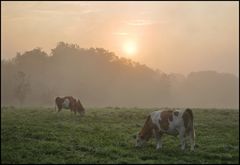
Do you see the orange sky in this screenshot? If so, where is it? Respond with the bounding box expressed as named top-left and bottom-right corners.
top-left (1, 1), bottom-right (239, 76)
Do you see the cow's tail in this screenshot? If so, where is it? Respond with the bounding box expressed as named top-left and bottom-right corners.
top-left (54, 97), bottom-right (58, 112)
top-left (185, 108), bottom-right (193, 122)
top-left (185, 108), bottom-right (195, 144)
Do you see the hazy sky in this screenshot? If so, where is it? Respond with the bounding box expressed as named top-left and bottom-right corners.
top-left (1, 1), bottom-right (239, 76)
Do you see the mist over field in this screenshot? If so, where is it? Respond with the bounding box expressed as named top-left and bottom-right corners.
top-left (2, 2), bottom-right (239, 109)
top-left (1, 42), bottom-right (239, 109)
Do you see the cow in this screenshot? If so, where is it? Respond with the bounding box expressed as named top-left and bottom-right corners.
top-left (135, 108), bottom-right (195, 151)
top-left (55, 96), bottom-right (85, 116)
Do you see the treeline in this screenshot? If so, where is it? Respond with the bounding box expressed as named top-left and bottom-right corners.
top-left (1, 42), bottom-right (239, 108)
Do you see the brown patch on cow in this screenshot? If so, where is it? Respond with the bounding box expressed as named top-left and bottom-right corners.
top-left (139, 115), bottom-right (154, 141)
top-left (182, 111), bottom-right (191, 128)
top-left (173, 111), bottom-right (179, 116)
top-left (182, 109), bottom-right (193, 134)
top-left (159, 110), bottom-right (173, 131)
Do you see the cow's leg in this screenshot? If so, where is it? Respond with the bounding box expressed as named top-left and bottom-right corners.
top-left (80, 111), bottom-right (85, 117)
top-left (154, 129), bottom-right (163, 150)
top-left (189, 129), bottom-right (195, 151)
top-left (73, 109), bottom-right (76, 115)
top-left (156, 135), bottom-right (163, 150)
top-left (71, 109), bottom-right (74, 116)
top-left (58, 106), bottom-right (62, 112)
top-left (179, 128), bottom-right (186, 151)
top-left (69, 108), bottom-right (73, 115)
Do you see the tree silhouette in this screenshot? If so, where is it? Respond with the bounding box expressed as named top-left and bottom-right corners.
top-left (15, 71), bottom-right (31, 105)
top-left (1, 42), bottom-right (238, 108)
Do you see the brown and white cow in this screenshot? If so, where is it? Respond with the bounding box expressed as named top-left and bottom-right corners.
top-left (55, 96), bottom-right (85, 116)
top-left (135, 108), bottom-right (195, 151)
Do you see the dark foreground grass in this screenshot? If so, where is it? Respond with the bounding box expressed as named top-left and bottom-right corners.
top-left (1, 107), bottom-right (239, 164)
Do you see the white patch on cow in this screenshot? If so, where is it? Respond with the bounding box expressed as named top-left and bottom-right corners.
top-left (169, 110), bottom-right (184, 133)
top-left (166, 120), bottom-right (178, 135)
top-left (62, 98), bottom-right (70, 109)
top-left (153, 129), bottom-right (163, 150)
top-left (177, 110), bottom-right (186, 128)
top-left (150, 110), bottom-right (161, 130)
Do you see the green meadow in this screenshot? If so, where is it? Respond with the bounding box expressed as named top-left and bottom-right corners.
top-left (1, 107), bottom-right (239, 164)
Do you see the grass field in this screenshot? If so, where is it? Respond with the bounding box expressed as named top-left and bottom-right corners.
top-left (1, 107), bottom-right (239, 164)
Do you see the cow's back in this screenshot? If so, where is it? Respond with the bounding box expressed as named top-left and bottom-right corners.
top-left (150, 109), bottom-right (185, 135)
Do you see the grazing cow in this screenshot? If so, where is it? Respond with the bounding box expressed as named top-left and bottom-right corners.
top-left (135, 108), bottom-right (195, 151)
top-left (55, 96), bottom-right (85, 116)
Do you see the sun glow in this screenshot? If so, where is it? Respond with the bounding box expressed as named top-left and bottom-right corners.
top-left (123, 40), bottom-right (137, 56)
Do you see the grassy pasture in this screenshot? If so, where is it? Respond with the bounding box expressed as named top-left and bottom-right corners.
top-left (1, 107), bottom-right (239, 164)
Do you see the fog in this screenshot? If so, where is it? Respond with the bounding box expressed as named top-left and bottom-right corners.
top-left (2, 1), bottom-right (239, 76)
top-left (1, 2), bottom-right (239, 109)
top-left (1, 42), bottom-right (239, 109)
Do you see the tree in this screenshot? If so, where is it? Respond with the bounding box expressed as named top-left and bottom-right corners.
top-left (15, 71), bottom-right (31, 105)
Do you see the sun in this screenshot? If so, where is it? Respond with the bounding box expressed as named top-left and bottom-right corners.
top-left (123, 40), bottom-right (137, 56)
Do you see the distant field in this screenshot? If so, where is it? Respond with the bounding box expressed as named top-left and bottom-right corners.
top-left (1, 107), bottom-right (239, 164)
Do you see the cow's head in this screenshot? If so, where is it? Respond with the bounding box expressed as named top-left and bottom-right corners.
top-left (77, 99), bottom-right (85, 116)
top-left (135, 132), bottom-right (146, 147)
